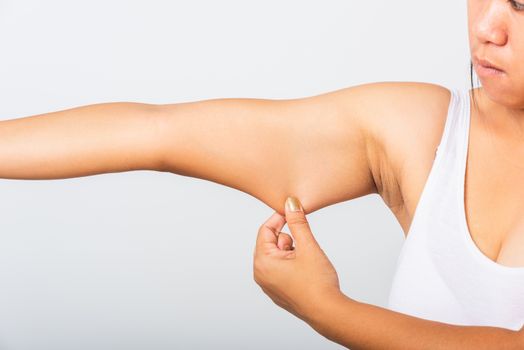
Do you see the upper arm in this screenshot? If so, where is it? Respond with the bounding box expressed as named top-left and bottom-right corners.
top-left (157, 81), bottom-right (447, 216)
top-left (347, 82), bottom-right (451, 208)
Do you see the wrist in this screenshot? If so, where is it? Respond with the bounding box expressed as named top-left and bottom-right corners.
top-left (301, 289), bottom-right (355, 331)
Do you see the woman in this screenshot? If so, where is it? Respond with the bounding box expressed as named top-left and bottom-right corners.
top-left (1, 1), bottom-right (524, 348)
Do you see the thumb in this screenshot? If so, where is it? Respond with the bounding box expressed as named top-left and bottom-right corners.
top-left (285, 196), bottom-right (319, 250)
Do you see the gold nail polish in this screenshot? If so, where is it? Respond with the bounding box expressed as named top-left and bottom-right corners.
top-left (286, 196), bottom-right (302, 212)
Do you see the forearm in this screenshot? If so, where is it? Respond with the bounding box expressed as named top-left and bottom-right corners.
top-left (0, 102), bottom-right (166, 180)
top-left (306, 292), bottom-right (522, 350)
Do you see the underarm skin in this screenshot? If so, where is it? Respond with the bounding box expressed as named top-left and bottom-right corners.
top-left (0, 102), bottom-right (167, 180)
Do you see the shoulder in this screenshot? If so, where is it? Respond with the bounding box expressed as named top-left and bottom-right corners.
top-left (351, 81), bottom-right (451, 145)
top-left (354, 81), bottom-right (452, 229)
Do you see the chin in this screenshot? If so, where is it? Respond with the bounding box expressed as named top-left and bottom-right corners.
top-left (477, 80), bottom-right (524, 109)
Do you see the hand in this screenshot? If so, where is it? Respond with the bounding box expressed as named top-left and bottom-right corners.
top-left (253, 196), bottom-right (341, 322)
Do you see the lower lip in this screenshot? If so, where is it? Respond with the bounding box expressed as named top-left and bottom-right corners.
top-left (475, 62), bottom-right (505, 77)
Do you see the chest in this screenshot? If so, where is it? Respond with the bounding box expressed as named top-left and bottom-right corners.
top-left (462, 121), bottom-right (524, 267)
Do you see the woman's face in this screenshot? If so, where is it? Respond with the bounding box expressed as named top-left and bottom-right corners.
top-left (468, 0), bottom-right (524, 109)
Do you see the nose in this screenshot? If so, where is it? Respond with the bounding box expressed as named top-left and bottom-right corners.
top-left (471, 1), bottom-right (508, 47)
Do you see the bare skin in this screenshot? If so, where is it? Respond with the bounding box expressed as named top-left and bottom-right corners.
top-left (1, 0), bottom-right (523, 346)
top-left (1, 81), bottom-right (521, 348)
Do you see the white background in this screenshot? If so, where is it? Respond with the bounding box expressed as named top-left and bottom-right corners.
top-left (0, 1), bottom-right (471, 349)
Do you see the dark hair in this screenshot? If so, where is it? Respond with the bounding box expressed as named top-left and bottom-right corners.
top-left (469, 60), bottom-right (480, 112)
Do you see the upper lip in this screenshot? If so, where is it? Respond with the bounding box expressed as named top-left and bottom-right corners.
top-left (474, 56), bottom-right (505, 72)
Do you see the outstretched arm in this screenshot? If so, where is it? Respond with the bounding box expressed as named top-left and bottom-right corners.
top-left (1, 82), bottom-right (434, 216)
top-left (0, 102), bottom-right (166, 179)
top-left (1, 83), bottom-right (387, 216)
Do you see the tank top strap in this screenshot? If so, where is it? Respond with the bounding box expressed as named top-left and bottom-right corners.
top-left (456, 88), bottom-right (472, 191)
top-left (434, 88), bottom-right (468, 163)
top-left (429, 88), bottom-right (471, 194)
top-left (404, 87), bottom-right (467, 238)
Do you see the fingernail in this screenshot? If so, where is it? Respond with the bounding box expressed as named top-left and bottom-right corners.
top-left (285, 196), bottom-right (303, 212)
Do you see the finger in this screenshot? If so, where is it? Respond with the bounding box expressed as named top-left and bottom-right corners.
top-left (285, 196), bottom-right (319, 250)
top-left (277, 232), bottom-right (294, 250)
top-left (262, 211), bottom-right (287, 236)
top-left (255, 211), bottom-right (286, 254)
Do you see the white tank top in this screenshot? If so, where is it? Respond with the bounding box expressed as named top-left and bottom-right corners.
top-left (386, 87), bottom-right (524, 332)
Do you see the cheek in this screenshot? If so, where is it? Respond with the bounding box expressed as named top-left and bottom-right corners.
top-left (515, 74), bottom-right (524, 106)
top-left (467, 0), bottom-right (482, 37)
top-left (506, 43), bottom-right (524, 104)
top-left (514, 43), bottom-right (524, 77)
top-left (467, 15), bottom-right (476, 48)
top-left (467, 0), bottom-right (476, 23)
